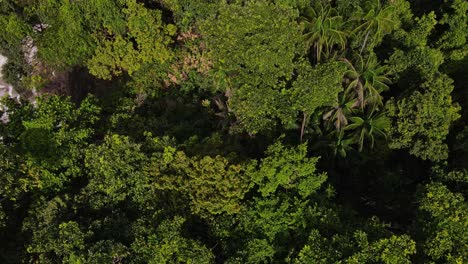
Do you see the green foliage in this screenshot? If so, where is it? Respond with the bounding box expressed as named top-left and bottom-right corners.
top-left (0, 14), bottom-right (30, 46)
top-left (34, 0), bottom-right (96, 68)
top-left (296, 230), bottom-right (417, 264)
top-left (288, 61), bottom-right (346, 116)
top-left (82, 134), bottom-right (147, 208)
top-left (273, 0), bottom-right (309, 9)
top-left (80, 0), bottom-right (127, 35)
top-left (228, 82), bottom-right (296, 134)
top-left (132, 216), bottom-right (215, 263)
top-left (160, 0), bottom-right (218, 32)
top-left (351, 0), bottom-right (400, 53)
top-left (435, 0), bottom-right (468, 61)
top-left (288, 60), bottom-right (346, 141)
top-left (236, 195), bottom-right (308, 254)
top-left (342, 53), bottom-right (390, 108)
top-left (392, 11), bottom-right (437, 48)
top-left (346, 232), bottom-right (416, 264)
top-left (1, 1), bottom-right (467, 263)
top-left (300, 4), bottom-right (347, 62)
top-left (1, 95), bottom-right (100, 193)
top-left (294, 229), bottom-right (342, 263)
top-left (0, 10), bottom-right (31, 90)
top-left (345, 110), bottom-right (390, 152)
top-left (387, 74), bottom-right (461, 161)
top-left (23, 195), bottom-right (88, 263)
top-left (323, 92), bottom-right (359, 132)
top-left (152, 148), bottom-right (252, 218)
top-left (4, 0), bottom-right (176, 77)
top-left (248, 141), bottom-right (327, 198)
top-left (200, 0), bottom-right (302, 133)
top-left (201, 1), bottom-right (301, 90)
top-left (418, 183), bottom-right (467, 263)
top-left (241, 238), bottom-right (276, 263)
top-left (88, 0), bottom-right (176, 79)
top-left (388, 46), bottom-right (445, 78)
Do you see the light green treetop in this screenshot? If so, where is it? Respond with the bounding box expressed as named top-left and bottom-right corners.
top-left (387, 74), bottom-right (460, 161)
top-left (88, 0), bottom-right (176, 79)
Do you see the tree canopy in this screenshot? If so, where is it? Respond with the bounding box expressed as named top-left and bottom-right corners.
top-left (0, 0), bottom-right (467, 263)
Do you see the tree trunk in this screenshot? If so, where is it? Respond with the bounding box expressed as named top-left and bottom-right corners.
top-left (300, 112), bottom-right (308, 142)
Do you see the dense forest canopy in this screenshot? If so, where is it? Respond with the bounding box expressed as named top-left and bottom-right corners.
top-left (0, 0), bottom-right (467, 263)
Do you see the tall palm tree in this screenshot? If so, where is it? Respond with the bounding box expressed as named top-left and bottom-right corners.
top-left (300, 4), bottom-right (347, 63)
top-left (341, 54), bottom-right (391, 109)
top-left (323, 92), bottom-right (359, 131)
top-left (344, 110), bottom-right (390, 152)
top-left (352, 0), bottom-right (398, 54)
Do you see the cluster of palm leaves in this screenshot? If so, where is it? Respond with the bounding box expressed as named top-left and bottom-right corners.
top-left (352, 0), bottom-right (398, 54)
top-left (323, 61), bottom-right (391, 156)
top-left (299, 1), bottom-right (395, 156)
top-left (300, 0), bottom-right (397, 62)
top-left (342, 54), bottom-right (391, 109)
top-left (300, 4), bottom-right (347, 63)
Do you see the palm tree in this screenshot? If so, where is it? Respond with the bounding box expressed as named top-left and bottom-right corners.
top-left (344, 110), bottom-right (390, 152)
top-left (329, 130), bottom-right (355, 157)
top-left (300, 4), bottom-right (347, 63)
top-left (352, 0), bottom-right (398, 54)
top-left (341, 54), bottom-right (391, 109)
top-left (323, 92), bottom-right (359, 131)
